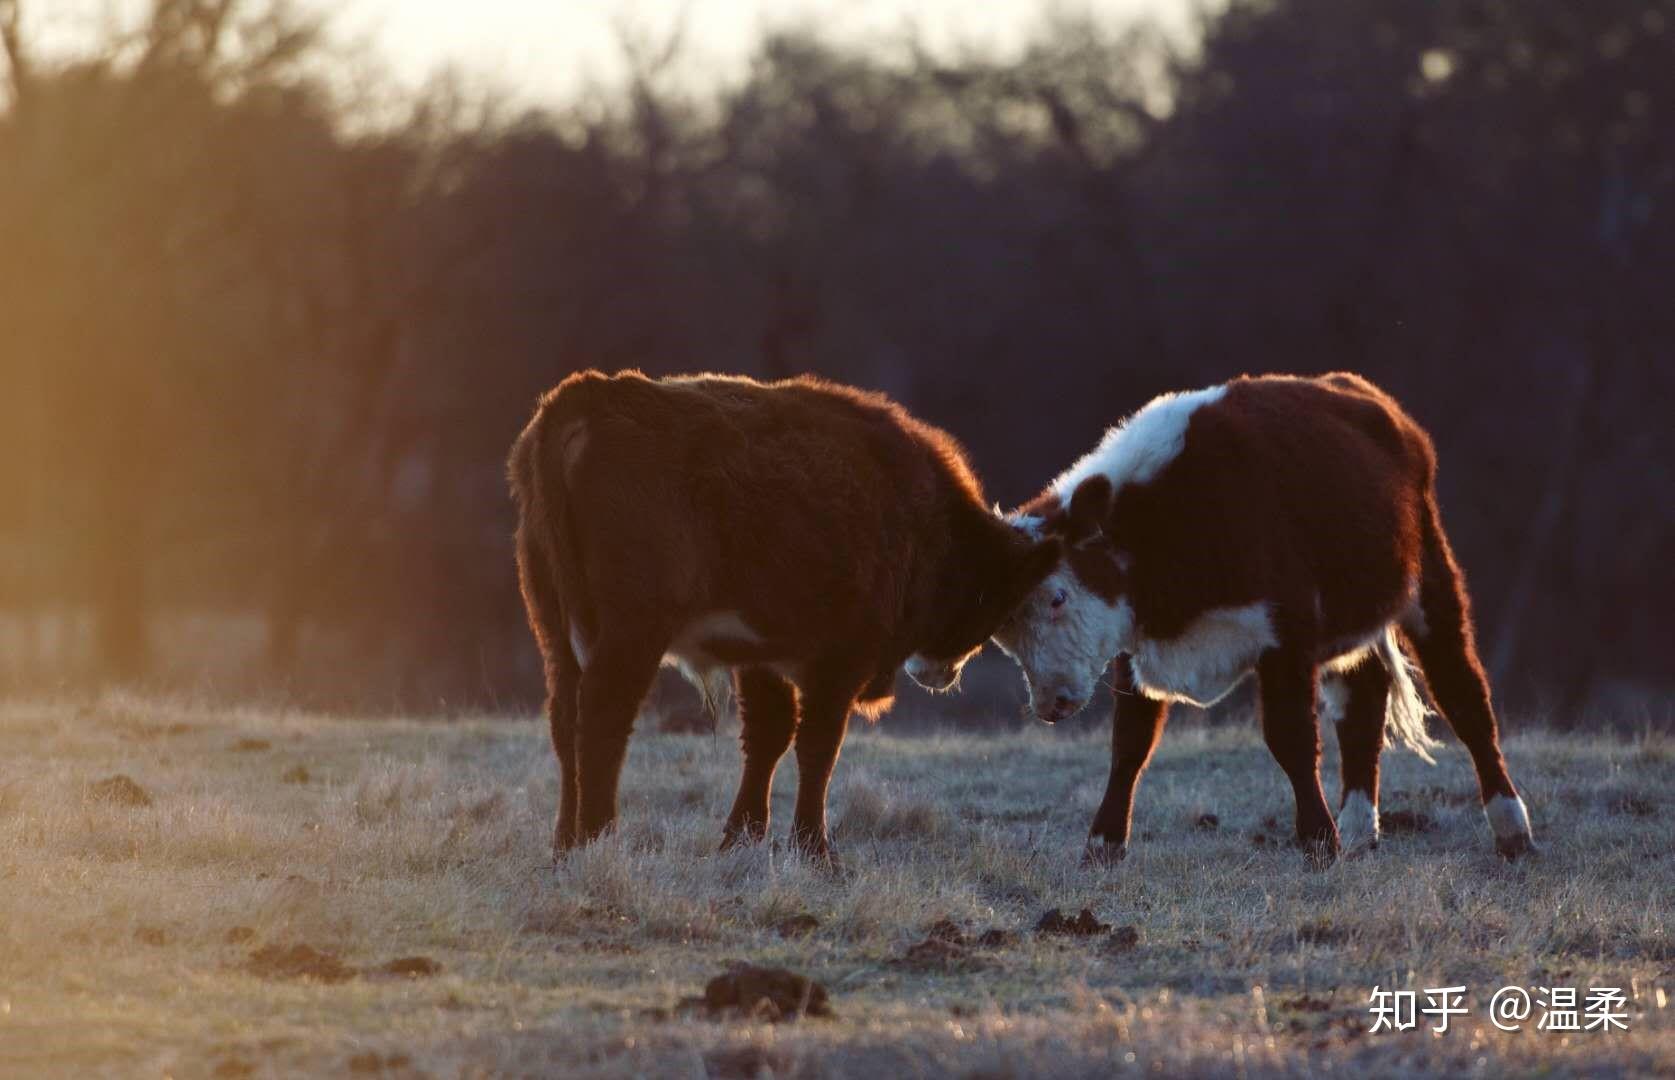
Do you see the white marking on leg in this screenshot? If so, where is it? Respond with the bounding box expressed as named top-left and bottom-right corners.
top-left (1485, 793), bottom-right (1533, 847)
top-left (1337, 790), bottom-right (1380, 854)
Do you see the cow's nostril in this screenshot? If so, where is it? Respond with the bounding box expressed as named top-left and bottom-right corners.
top-left (1054, 694), bottom-right (1074, 713)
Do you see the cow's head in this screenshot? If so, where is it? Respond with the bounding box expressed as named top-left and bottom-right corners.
top-left (990, 476), bottom-right (1134, 722)
top-left (905, 514), bottom-right (1061, 693)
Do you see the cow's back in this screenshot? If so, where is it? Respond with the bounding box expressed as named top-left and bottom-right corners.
top-left (537, 370), bottom-right (968, 648)
top-left (1117, 373), bottom-right (1431, 641)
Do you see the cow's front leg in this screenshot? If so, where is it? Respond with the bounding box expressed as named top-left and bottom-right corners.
top-left (787, 672), bottom-right (860, 868)
top-left (1085, 654), bottom-right (1169, 866)
top-left (1258, 648), bottom-right (1339, 867)
top-left (721, 667), bottom-right (798, 849)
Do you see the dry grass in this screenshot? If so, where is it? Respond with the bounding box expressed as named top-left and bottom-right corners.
top-left (2, 694), bottom-right (1672, 1078)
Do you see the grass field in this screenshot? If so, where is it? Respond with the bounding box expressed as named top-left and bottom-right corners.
top-left (2, 695), bottom-right (1672, 1078)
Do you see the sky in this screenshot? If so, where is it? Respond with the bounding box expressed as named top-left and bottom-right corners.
top-left (334, 1), bottom-right (1197, 102)
top-left (25, 1), bottom-right (1199, 106)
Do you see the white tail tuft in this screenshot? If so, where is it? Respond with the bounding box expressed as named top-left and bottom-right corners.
top-left (695, 666), bottom-right (735, 722)
top-left (1375, 626), bottom-right (1439, 764)
top-left (666, 658), bottom-right (735, 722)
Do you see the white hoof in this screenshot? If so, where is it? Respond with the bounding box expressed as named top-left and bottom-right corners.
top-left (1485, 793), bottom-right (1535, 859)
top-left (1336, 790), bottom-right (1380, 855)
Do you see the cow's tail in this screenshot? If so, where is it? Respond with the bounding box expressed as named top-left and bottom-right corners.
top-left (677, 661), bottom-right (735, 723)
top-left (1375, 624), bottom-right (1439, 764)
top-left (508, 382), bottom-right (593, 676)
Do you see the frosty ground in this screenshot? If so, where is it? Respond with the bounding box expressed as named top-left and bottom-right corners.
top-left (2, 696), bottom-right (1671, 1077)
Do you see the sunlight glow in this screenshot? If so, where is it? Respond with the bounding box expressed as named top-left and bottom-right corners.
top-left (329, 1), bottom-right (1192, 102)
top-left (319, 0), bottom-right (1198, 103)
top-left (17, 1), bottom-right (1199, 106)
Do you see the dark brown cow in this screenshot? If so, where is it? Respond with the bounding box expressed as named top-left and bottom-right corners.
top-left (991, 373), bottom-right (1534, 865)
top-left (509, 370), bottom-right (1058, 862)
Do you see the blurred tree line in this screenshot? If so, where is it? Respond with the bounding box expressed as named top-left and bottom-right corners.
top-left (0, 0), bottom-right (1669, 721)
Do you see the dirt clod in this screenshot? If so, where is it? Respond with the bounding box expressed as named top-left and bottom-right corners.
top-left (1285, 993), bottom-right (1334, 1013)
top-left (1107, 925), bottom-right (1141, 951)
top-left (1195, 813), bottom-right (1220, 831)
top-left (246, 942), bottom-right (356, 983)
top-left (925, 918), bottom-right (969, 945)
top-left (347, 1051), bottom-right (412, 1074)
top-left (1035, 908), bottom-right (1110, 936)
top-left (1380, 810), bottom-right (1435, 834)
top-left (1297, 919), bottom-right (1348, 946)
top-left (895, 937), bottom-right (976, 970)
top-left (281, 765), bottom-right (311, 784)
top-left (134, 925), bottom-right (169, 946)
top-left (700, 964), bottom-right (831, 1021)
top-left (375, 956), bottom-right (442, 979)
top-left (974, 928), bottom-right (1019, 949)
top-left (224, 926), bottom-right (256, 944)
top-left (87, 775), bottom-right (153, 807)
top-left (774, 913), bottom-right (820, 938)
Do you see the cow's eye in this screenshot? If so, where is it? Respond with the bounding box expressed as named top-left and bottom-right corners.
top-left (1051, 589), bottom-right (1068, 609)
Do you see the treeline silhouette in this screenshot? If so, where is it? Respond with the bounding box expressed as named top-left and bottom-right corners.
top-left (1, 1), bottom-right (1669, 722)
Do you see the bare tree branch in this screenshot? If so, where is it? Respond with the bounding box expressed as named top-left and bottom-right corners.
top-left (0, 0), bottom-right (30, 109)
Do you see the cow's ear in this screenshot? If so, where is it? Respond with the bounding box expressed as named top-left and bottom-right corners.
top-left (1067, 475), bottom-right (1113, 535)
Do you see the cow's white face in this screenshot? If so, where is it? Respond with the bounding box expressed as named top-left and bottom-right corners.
top-left (991, 564), bottom-right (1134, 722)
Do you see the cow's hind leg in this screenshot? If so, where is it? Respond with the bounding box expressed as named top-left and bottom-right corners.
top-left (1405, 499), bottom-right (1533, 858)
top-left (574, 633), bottom-right (665, 845)
top-left (1085, 654), bottom-right (1169, 866)
top-left (548, 644), bottom-right (582, 857)
top-left (1258, 649), bottom-right (1339, 867)
top-left (1325, 657), bottom-right (1390, 856)
top-left (722, 667), bottom-right (798, 849)
top-left (514, 533), bottom-right (584, 860)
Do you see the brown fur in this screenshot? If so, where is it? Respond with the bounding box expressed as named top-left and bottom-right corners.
top-left (510, 370), bottom-right (1058, 860)
top-left (1023, 373), bottom-right (1525, 864)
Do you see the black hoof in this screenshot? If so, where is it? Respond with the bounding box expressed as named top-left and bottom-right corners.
top-left (719, 826), bottom-right (767, 853)
top-left (1302, 838), bottom-right (1340, 870)
top-left (1081, 839), bottom-right (1127, 868)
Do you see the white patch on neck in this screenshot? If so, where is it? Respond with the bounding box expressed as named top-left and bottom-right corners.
top-left (1050, 384), bottom-right (1226, 499)
top-left (1337, 789), bottom-right (1379, 854)
top-left (1129, 602), bottom-right (1276, 706)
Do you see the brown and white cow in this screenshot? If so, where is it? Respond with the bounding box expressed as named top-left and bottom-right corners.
top-left (990, 373), bottom-right (1535, 865)
top-left (509, 369), bottom-right (1059, 862)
